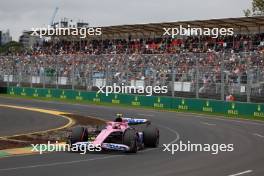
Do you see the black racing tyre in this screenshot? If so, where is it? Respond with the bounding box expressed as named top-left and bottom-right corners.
top-left (123, 128), bottom-right (138, 153)
top-left (69, 126), bottom-right (88, 145)
top-left (143, 125), bottom-right (159, 148)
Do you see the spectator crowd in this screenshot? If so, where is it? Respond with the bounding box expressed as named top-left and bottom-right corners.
top-left (0, 33), bottom-right (264, 98)
top-left (27, 33), bottom-right (264, 55)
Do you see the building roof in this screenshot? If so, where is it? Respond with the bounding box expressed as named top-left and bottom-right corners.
top-left (23, 16), bottom-right (264, 40)
top-left (99, 16), bottom-right (264, 38)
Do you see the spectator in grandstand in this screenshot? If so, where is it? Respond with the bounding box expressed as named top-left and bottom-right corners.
top-left (226, 94), bottom-right (235, 101)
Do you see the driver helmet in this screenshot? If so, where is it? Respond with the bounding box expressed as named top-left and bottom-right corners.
top-left (115, 113), bottom-right (123, 122)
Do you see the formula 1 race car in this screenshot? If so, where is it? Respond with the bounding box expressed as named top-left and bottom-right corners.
top-left (67, 114), bottom-right (159, 153)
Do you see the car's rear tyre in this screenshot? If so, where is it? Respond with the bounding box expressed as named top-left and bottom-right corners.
top-left (69, 126), bottom-right (89, 145)
top-left (123, 128), bottom-right (138, 153)
top-left (143, 125), bottom-right (159, 147)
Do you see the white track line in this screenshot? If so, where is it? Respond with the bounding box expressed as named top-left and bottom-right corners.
top-left (138, 124), bottom-right (180, 153)
top-left (138, 113), bottom-right (154, 117)
top-left (178, 113), bottom-right (264, 126)
top-left (228, 170), bottom-right (253, 176)
top-left (157, 124), bottom-right (180, 144)
top-left (0, 155), bottom-right (121, 171)
top-left (201, 122), bottom-right (216, 126)
top-left (253, 133), bottom-right (264, 138)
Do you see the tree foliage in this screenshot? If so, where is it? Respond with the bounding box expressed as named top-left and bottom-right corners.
top-left (244, 0), bottom-right (264, 16)
top-left (0, 41), bottom-right (24, 54)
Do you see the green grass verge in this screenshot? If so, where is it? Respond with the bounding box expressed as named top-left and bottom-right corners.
top-left (0, 151), bottom-right (10, 158)
top-left (1, 94), bottom-right (264, 122)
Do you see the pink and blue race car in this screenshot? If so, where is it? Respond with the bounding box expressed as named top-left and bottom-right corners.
top-left (67, 115), bottom-right (159, 153)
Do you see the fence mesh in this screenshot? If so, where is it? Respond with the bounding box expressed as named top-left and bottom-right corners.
top-left (0, 52), bottom-right (263, 102)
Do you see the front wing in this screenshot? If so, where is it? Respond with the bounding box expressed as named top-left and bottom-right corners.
top-left (72, 142), bottom-right (130, 152)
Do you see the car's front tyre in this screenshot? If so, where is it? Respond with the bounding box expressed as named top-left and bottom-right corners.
top-left (143, 125), bottom-right (159, 148)
top-left (123, 128), bottom-right (138, 153)
top-left (68, 126), bottom-right (89, 145)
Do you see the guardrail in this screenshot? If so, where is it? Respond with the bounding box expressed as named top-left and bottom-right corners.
top-left (4, 87), bottom-right (264, 119)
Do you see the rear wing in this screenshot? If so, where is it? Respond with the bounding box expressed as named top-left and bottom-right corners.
top-left (123, 118), bottom-right (150, 125)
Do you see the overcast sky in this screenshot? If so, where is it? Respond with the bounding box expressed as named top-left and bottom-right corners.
top-left (0, 0), bottom-right (252, 41)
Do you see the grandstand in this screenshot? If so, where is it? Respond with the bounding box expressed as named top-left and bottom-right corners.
top-left (0, 16), bottom-right (264, 103)
top-left (31, 16), bottom-right (263, 54)
top-left (100, 16), bottom-right (264, 37)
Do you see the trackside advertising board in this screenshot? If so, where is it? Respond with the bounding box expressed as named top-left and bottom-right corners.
top-left (7, 87), bottom-right (264, 118)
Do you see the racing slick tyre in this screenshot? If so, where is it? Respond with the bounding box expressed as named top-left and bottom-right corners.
top-left (69, 126), bottom-right (89, 145)
top-left (123, 128), bottom-right (138, 153)
top-left (143, 125), bottom-right (159, 147)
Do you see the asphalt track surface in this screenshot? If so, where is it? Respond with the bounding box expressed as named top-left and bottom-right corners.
top-left (0, 106), bottom-right (68, 137)
top-left (0, 96), bottom-right (264, 176)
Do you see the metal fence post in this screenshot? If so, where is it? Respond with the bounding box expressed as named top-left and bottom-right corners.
top-left (18, 61), bottom-right (21, 87)
top-left (247, 68), bottom-right (251, 102)
top-left (220, 53), bottom-right (225, 101)
top-left (6, 59), bottom-right (10, 87)
top-left (153, 68), bottom-right (157, 87)
top-left (195, 54), bottom-right (199, 99)
top-left (30, 63), bottom-right (33, 88)
top-left (72, 63), bottom-right (75, 90)
top-left (125, 55), bottom-right (129, 86)
top-left (6, 56), bottom-right (10, 87)
top-left (43, 57), bottom-right (46, 89)
top-left (171, 56), bottom-right (176, 97)
top-left (86, 61), bottom-right (91, 91)
top-left (105, 58), bottom-right (110, 86)
top-left (7, 69), bottom-right (10, 88)
top-left (90, 65), bottom-right (94, 90)
top-left (85, 69), bottom-right (89, 91)
top-left (56, 56), bottom-right (59, 89)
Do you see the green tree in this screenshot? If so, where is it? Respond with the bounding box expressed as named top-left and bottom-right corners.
top-left (0, 41), bottom-right (24, 54)
top-left (244, 0), bottom-right (264, 16)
